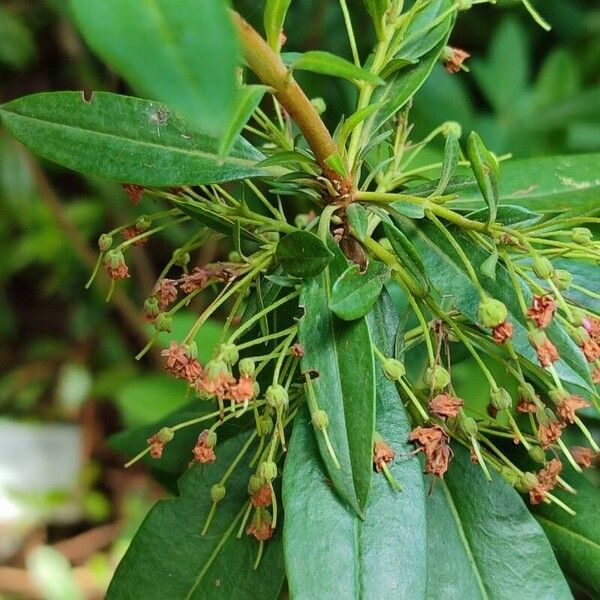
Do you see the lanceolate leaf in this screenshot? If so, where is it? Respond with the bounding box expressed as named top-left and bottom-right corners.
top-left (330, 261), bottom-right (390, 321)
top-left (287, 51), bottom-right (384, 85)
top-left (532, 467), bottom-right (600, 597)
top-left (432, 132), bottom-right (461, 197)
top-left (426, 446), bottom-right (572, 599)
top-left (446, 154), bottom-right (600, 213)
top-left (298, 242), bottom-right (376, 513)
top-left (346, 203), bottom-right (369, 241)
top-left (275, 231), bottom-right (333, 278)
top-left (285, 294), bottom-right (425, 599)
top-left (0, 92), bottom-right (272, 185)
top-left (70, 0), bottom-right (238, 136)
top-left (363, 0), bottom-right (387, 39)
top-left (400, 218), bottom-right (593, 392)
top-left (466, 132), bottom-right (499, 224)
top-left (107, 433), bottom-right (285, 600)
top-left (263, 0), bottom-right (292, 50)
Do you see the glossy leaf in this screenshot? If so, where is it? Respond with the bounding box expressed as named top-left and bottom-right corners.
top-left (70, 0), bottom-right (238, 136)
top-left (426, 446), bottom-right (572, 599)
top-left (467, 205), bottom-right (541, 228)
top-left (532, 467), bottom-right (600, 597)
top-left (263, 0), bottom-right (292, 50)
top-left (338, 103), bottom-right (384, 150)
top-left (346, 203), bottom-right (369, 240)
top-left (219, 85), bottom-right (267, 158)
top-left (330, 261), bottom-right (389, 321)
top-left (447, 154), bottom-right (600, 213)
top-left (285, 294), bottom-right (426, 600)
top-left (275, 231), bottom-right (333, 278)
top-left (400, 217), bottom-right (593, 392)
top-left (556, 258), bottom-right (600, 315)
top-left (107, 433), bottom-right (284, 599)
top-left (466, 132), bottom-right (499, 224)
top-left (0, 92), bottom-right (271, 186)
top-left (288, 51), bottom-right (384, 85)
top-left (298, 241), bottom-right (376, 513)
top-left (431, 132), bottom-right (460, 197)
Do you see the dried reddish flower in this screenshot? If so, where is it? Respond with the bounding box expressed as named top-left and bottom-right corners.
top-left (146, 435), bottom-right (164, 459)
top-left (538, 420), bottom-right (564, 449)
top-left (251, 485), bottom-right (273, 508)
top-left (104, 255), bottom-right (130, 280)
top-left (247, 518), bottom-right (274, 541)
top-left (161, 341), bottom-right (202, 383)
top-left (527, 295), bottom-right (556, 329)
top-left (516, 398), bottom-right (538, 413)
top-left (556, 394), bottom-right (590, 424)
top-left (443, 47), bottom-right (470, 73)
top-left (409, 426), bottom-right (452, 478)
top-left (570, 446), bottom-right (596, 469)
top-left (592, 367), bottom-right (600, 384)
top-left (470, 447), bottom-right (479, 464)
top-left (122, 227), bottom-right (148, 246)
top-left (229, 374), bottom-right (255, 403)
top-left (122, 183), bottom-right (144, 205)
top-left (530, 334), bottom-right (559, 367)
top-left (291, 343), bottom-right (305, 358)
top-left (529, 459), bottom-right (562, 504)
top-left (580, 338), bottom-right (600, 363)
top-left (373, 439), bottom-right (395, 472)
top-left (153, 279), bottom-right (178, 310)
top-left (196, 365), bottom-right (235, 401)
top-left (180, 267), bottom-right (209, 294)
top-left (492, 320), bottom-right (514, 344)
top-left (191, 430), bottom-right (216, 464)
top-left (428, 393), bottom-right (464, 419)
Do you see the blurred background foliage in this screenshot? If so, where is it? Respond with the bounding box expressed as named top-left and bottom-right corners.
top-left (0, 0), bottom-right (598, 597)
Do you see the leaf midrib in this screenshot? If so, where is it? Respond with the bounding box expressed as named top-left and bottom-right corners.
top-left (0, 109), bottom-right (264, 170)
top-left (535, 515), bottom-right (600, 553)
top-left (441, 482), bottom-right (490, 600)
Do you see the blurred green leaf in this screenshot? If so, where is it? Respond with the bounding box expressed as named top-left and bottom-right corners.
top-left (0, 6), bottom-right (36, 69)
top-left (264, 0), bottom-right (292, 50)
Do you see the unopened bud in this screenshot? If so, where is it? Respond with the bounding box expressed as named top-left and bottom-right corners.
top-left (248, 475), bottom-right (262, 495)
top-left (548, 387), bottom-right (568, 406)
top-left (157, 427), bottom-right (174, 443)
top-left (528, 446), bottom-right (546, 464)
top-left (500, 466), bottom-right (519, 486)
top-left (136, 215), bottom-right (152, 232)
top-left (515, 472), bottom-right (539, 494)
top-left (478, 297), bottom-right (508, 328)
top-left (424, 365), bottom-right (451, 390)
top-left (258, 460), bottom-right (277, 483)
top-left (153, 313), bottom-right (173, 333)
top-left (383, 358), bottom-right (406, 381)
top-left (218, 343), bottom-right (239, 365)
top-left (239, 358), bottom-right (255, 377)
top-left (490, 387), bottom-right (512, 411)
top-left (294, 213), bottom-right (310, 229)
top-left (533, 257), bottom-right (554, 279)
top-left (311, 97), bottom-right (326, 115)
top-left (174, 249), bottom-right (190, 267)
top-left (203, 430), bottom-right (217, 448)
top-left (458, 414), bottom-right (478, 437)
top-left (553, 269), bottom-right (572, 291)
top-left (98, 233), bottom-right (113, 252)
top-left (571, 227), bottom-right (592, 245)
top-left (377, 238), bottom-right (393, 252)
top-left (264, 231), bottom-right (280, 243)
top-left (205, 359), bottom-right (228, 380)
top-left (442, 121), bottom-right (462, 138)
top-left (266, 384), bottom-right (288, 409)
top-left (185, 341), bottom-right (198, 360)
top-left (143, 297), bottom-right (160, 320)
top-left (211, 483), bottom-right (226, 503)
top-left (259, 415), bottom-right (273, 436)
top-left (311, 409), bottom-right (329, 430)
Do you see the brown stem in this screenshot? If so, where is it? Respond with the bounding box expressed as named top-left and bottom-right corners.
top-left (232, 11), bottom-right (351, 196)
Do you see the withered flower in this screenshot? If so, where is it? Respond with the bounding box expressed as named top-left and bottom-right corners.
top-left (191, 429), bottom-right (217, 465)
top-left (161, 341), bottom-right (202, 383)
top-left (443, 47), bottom-right (470, 73)
top-left (122, 183), bottom-right (144, 205)
top-left (527, 295), bottom-right (556, 329)
top-left (153, 278), bottom-right (178, 310)
top-left (428, 393), bottom-right (464, 419)
top-left (373, 438), bottom-right (395, 473)
top-left (529, 458), bottom-right (562, 504)
top-left (409, 426), bottom-right (452, 478)
top-left (229, 374), bottom-right (255, 403)
top-left (570, 446), bottom-right (596, 469)
top-left (556, 394), bottom-right (590, 424)
top-left (492, 321), bottom-right (514, 344)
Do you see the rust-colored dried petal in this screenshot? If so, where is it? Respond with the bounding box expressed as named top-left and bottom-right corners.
top-left (527, 295), bottom-right (556, 329)
top-left (492, 321), bottom-right (514, 344)
top-left (428, 393), bottom-right (464, 418)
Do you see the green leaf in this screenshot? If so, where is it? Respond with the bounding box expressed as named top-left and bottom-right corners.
top-left (383, 221), bottom-right (430, 296)
top-left (466, 132), bottom-right (499, 224)
top-left (263, 0), bottom-right (292, 50)
top-left (399, 217), bottom-right (593, 393)
top-left (284, 294), bottom-right (426, 600)
top-left (107, 433), bottom-right (285, 599)
top-left (532, 467), bottom-right (600, 597)
top-left (467, 205), bottom-right (541, 228)
top-left (479, 249), bottom-right (499, 281)
top-left (447, 154), bottom-right (600, 213)
top-left (219, 85), bottom-right (267, 159)
top-left (0, 6), bottom-right (36, 69)
top-left (426, 446), bottom-right (572, 599)
top-left (338, 103), bottom-right (384, 150)
top-left (298, 241), bottom-right (376, 513)
top-left (363, 0), bottom-right (388, 38)
top-left (286, 51), bottom-right (384, 85)
top-left (275, 231), bottom-right (333, 278)
top-left (432, 132), bottom-right (461, 197)
top-left (70, 0), bottom-right (239, 137)
top-left (346, 203), bottom-right (369, 240)
top-left (323, 153), bottom-right (348, 178)
top-left (556, 258), bottom-right (600, 315)
top-left (0, 92), bottom-right (272, 186)
top-left (330, 261), bottom-right (390, 321)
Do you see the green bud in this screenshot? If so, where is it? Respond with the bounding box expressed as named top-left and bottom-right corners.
top-left (153, 313), bottom-right (173, 333)
top-left (499, 466), bottom-right (519, 487)
top-left (204, 430), bottom-right (217, 448)
top-left (218, 343), bottom-right (239, 365)
top-left (157, 427), bottom-right (174, 443)
top-left (266, 384), bottom-right (288, 409)
top-left (143, 297), bottom-right (160, 320)
top-left (211, 483), bottom-right (226, 503)
top-left (98, 233), bottom-right (113, 252)
top-left (383, 358), bottom-right (406, 381)
top-left (490, 387), bottom-right (512, 411)
top-left (228, 250), bottom-right (242, 263)
top-left (532, 256), bottom-right (554, 279)
top-left (136, 215), bottom-right (152, 232)
top-left (239, 358), bottom-right (255, 377)
top-left (259, 415), bottom-right (273, 436)
top-left (518, 383), bottom-right (538, 403)
top-left (185, 341), bottom-right (198, 360)
top-left (247, 474), bottom-right (262, 495)
top-left (442, 121), bottom-right (462, 138)
top-left (477, 297), bottom-right (508, 328)
top-left (264, 231), bottom-right (280, 243)
top-left (548, 387), bottom-right (568, 406)
top-left (205, 359), bottom-right (228, 380)
top-left (310, 97), bottom-right (326, 114)
top-left (571, 308), bottom-right (588, 327)
top-left (173, 249), bottom-right (190, 267)
top-left (553, 269), bottom-right (572, 291)
top-left (104, 249), bottom-right (126, 269)
top-left (294, 213), bottom-right (310, 229)
top-left (258, 460), bottom-right (277, 483)
top-left (311, 409), bottom-right (329, 430)
top-left (253, 380), bottom-right (261, 398)
top-left (377, 237), bottom-right (393, 252)
top-left (424, 365), bottom-right (451, 390)
top-left (458, 414), bottom-right (478, 437)
top-left (528, 446), bottom-right (546, 465)
top-left (515, 472), bottom-right (539, 494)
top-left (571, 227), bottom-right (593, 245)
